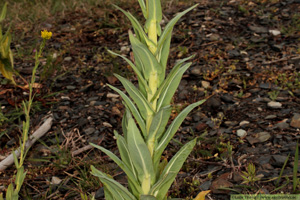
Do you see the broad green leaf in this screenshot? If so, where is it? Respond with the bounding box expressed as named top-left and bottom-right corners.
top-left (108, 84), bottom-right (146, 135)
top-left (157, 31), bottom-right (171, 73)
top-left (154, 139), bottom-right (197, 199)
top-left (156, 62), bottom-right (192, 110)
top-left (108, 50), bottom-right (150, 93)
top-left (128, 179), bottom-right (141, 198)
top-left (113, 5), bottom-right (153, 47)
top-left (147, 106), bottom-right (172, 155)
top-left (137, 0), bottom-right (147, 19)
top-left (115, 131), bottom-right (138, 181)
top-left (6, 184), bottom-right (13, 200)
top-left (129, 32), bottom-right (163, 85)
top-left (90, 143), bottom-right (141, 193)
top-left (91, 166), bottom-right (137, 200)
top-left (114, 74), bottom-right (154, 120)
top-left (122, 109), bottom-right (128, 139)
top-left (104, 186), bottom-right (116, 200)
top-left (127, 118), bottom-right (155, 194)
top-left (0, 2), bottom-right (7, 22)
top-left (141, 195), bottom-right (157, 200)
top-left (15, 166), bottom-right (26, 192)
top-left (156, 4), bottom-right (198, 54)
top-left (144, 0), bottom-right (162, 35)
top-left (149, 173), bottom-right (175, 199)
top-left (151, 55), bottom-right (195, 102)
top-left (154, 100), bottom-right (205, 165)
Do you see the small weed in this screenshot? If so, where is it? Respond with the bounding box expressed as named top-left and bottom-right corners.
top-left (268, 90), bottom-right (280, 101)
top-left (241, 163), bottom-right (262, 186)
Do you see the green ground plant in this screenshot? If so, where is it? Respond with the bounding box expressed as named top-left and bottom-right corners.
top-left (90, 0), bottom-right (206, 199)
top-left (0, 24), bottom-right (52, 199)
top-left (0, 2), bottom-right (16, 85)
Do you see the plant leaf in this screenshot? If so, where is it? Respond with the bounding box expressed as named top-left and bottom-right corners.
top-left (156, 62), bottom-right (192, 110)
top-left (108, 50), bottom-right (150, 93)
top-left (114, 74), bottom-right (154, 120)
top-left (129, 32), bottom-right (163, 85)
top-left (112, 5), bottom-right (153, 47)
top-left (91, 166), bottom-right (137, 200)
top-left (115, 131), bottom-right (139, 182)
top-left (151, 55), bottom-right (195, 103)
top-left (141, 195), bottom-right (157, 200)
top-left (147, 106), bottom-right (172, 155)
top-left (0, 2), bottom-right (7, 22)
top-left (156, 4), bottom-right (198, 55)
top-left (154, 100), bottom-right (205, 165)
top-left (90, 143), bottom-right (141, 193)
top-left (153, 139), bottom-right (197, 199)
top-left (194, 190), bottom-right (211, 200)
top-left (108, 84), bottom-right (146, 135)
top-left (127, 117), bottom-right (155, 193)
top-left (144, 0), bottom-right (162, 35)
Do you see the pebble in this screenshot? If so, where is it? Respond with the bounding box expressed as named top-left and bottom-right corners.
top-left (51, 176), bottom-right (62, 185)
top-left (103, 122), bottom-right (113, 128)
top-left (64, 57), bottom-right (72, 62)
top-left (258, 155), bottom-right (272, 165)
top-left (272, 155), bottom-right (289, 167)
top-left (190, 67), bottom-right (201, 76)
top-left (201, 80), bottom-right (210, 89)
top-left (220, 94), bottom-right (234, 103)
top-left (275, 121), bottom-right (289, 130)
top-left (199, 180), bottom-right (211, 191)
top-left (84, 127), bottom-right (96, 135)
top-left (237, 129), bottom-right (247, 138)
top-left (239, 121), bottom-right (250, 126)
top-left (248, 25), bottom-right (268, 33)
top-left (290, 113), bottom-right (300, 128)
top-left (269, 29), bottom-right (281, 36)
top-left (107, 93), bottom-right (119, 98)
top-left (66, 85), bottom-right (76, 90)
top-left (257, 132), bottom-right (271, 143)
top-left (267, 101), bottom-right (282, 109)
top-left (259, 83), bottom-right (272, 89)
top-left (265, 115), bottom-right (277, 120)
top-left (61, 96), bottom-right (70, 100)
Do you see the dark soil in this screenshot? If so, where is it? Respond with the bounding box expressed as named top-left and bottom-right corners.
top-left (1, 0), bottom-right (300, 199)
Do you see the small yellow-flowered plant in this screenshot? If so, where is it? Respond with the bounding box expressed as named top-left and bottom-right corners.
top-left (41, 30), bottom-right (52, 40)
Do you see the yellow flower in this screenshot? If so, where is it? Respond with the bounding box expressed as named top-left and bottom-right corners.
top-left (41, 30), bottom-right (52, 40)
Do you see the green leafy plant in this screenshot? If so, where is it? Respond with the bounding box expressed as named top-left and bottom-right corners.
top-left (0, 29), bottom-right (52, 200)
top-left (0, 2), bottom-right (16, 85)
top-left (241, 163), bottom-right (262, 186)
top-left (90, 0), bottom-right (206, 199)
top-left (268, 90), bottom-right (280, 101)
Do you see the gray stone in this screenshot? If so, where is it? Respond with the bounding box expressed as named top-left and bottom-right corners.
top-left (276, 121), bottom-right (289, 130)
top-left (267, 101), bottom-right (282, 109)
top-left (190, 67), bottom-right (201, 75)
top-left (200, 180), bottom-right (212, 191)
top-left (258, 155), bottom-right (272, 165)
top-left (269, 29), bottom-right (281, 36)
top-left (265, 115), bottom-right (277, 120)
top-left (84, 127), bottom-right (96, 135)
top-left (290, 113), bottom-right (300, 128)
top-left (237, 129), bottom-right (247, 138)
top-left (66, 85), bottom-right (76, 90)
top-left (64, 56), bottom-right (72, 62)
top-left (257, 132), bottom-right (271, 142)
top-left (259, 83), bottom-right (272, 89)
top-left (240, 121), bottom-right (250, 126)
top-left (272, 155), bottom-right (289, 167)
top-left (201, 81), bottom-right (210, 89)
top-left (248, 25), bottom-right (268, 33)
